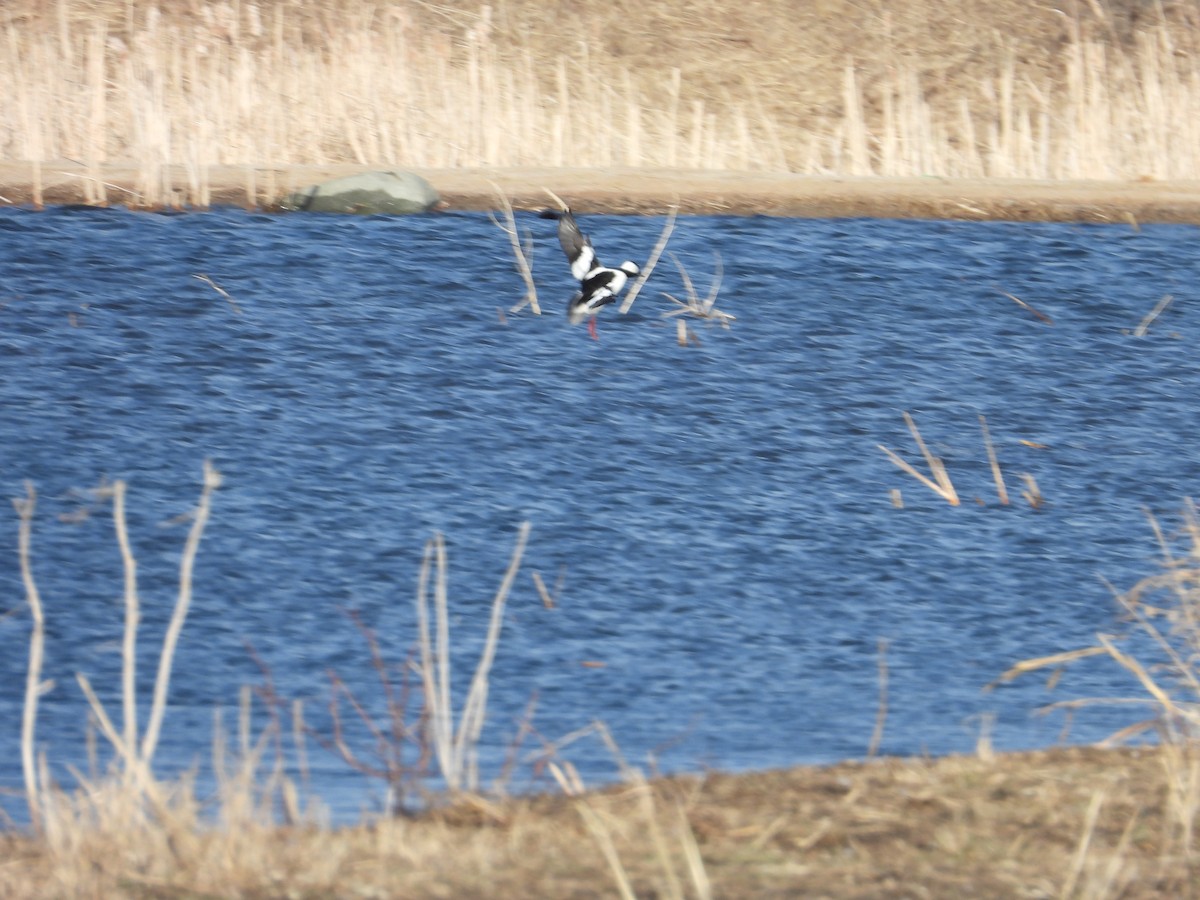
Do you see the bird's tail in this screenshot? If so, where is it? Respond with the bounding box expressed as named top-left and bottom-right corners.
top-left (566, 292), bottom-right (588, 324)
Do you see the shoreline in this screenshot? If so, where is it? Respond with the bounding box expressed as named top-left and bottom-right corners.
top-left (6, 162), bottom-right (1200, 222)
top-left (3, 743), bottom-right (1187, 897)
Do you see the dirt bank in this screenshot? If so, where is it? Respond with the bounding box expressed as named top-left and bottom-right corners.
top-left (2, 744), bottom-right (1194, 898)
top-left (6, 161), bottom-right (1200, 223)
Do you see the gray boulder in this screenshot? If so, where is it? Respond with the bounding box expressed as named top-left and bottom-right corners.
top-left (282, 170), bottom-right (440, 214)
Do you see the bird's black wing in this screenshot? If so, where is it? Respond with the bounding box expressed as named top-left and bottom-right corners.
top-left (557, 209), bottom-right (598, 282)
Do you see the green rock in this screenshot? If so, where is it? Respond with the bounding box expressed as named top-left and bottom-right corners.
top-left (282, 171), bottom-right (440, 214)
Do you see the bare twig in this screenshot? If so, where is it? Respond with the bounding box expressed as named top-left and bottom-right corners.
top-left (111, 481), bottom-right (140, 774)
top-left (490, 182), bottom-right (539, 314)
top-left (675, 319), bottom-right (694, 345)
top-left (542, 188), bottom-right (569, 213)
top-left (532, 571), bottom-right (556, 608)
top-left (979, 415), bottom-right (1009, 505)
top-left (878, 412), bottom-right (959, 505)
top-left (140, 460), bottom-right (222, 764)
top-left (15, 483), bottom-right (45, 832)
top-left (868, 639), bottom-right (889, 758)
top-left (575, 800), bottom-right (638, 900)
top-left (455, 521), bottom-right (531, 790)
top-left (620, 206), bottom-right (677, 314)
top-left (1000, 289), bottom-right (1053, 325)
top-left (17, 465), bottom-right (223, 835)
top-left (494, 693), bottom-right (540, 794)
top-left (987, 647), bottom-right (1108, 690)
top-left (416, 522), bottom-right (531, 792)
top-left (193, 274), bottom-right (243, 315)
top-left (1020, 472), bottom-right (1044, 509)
top-left (879, 445), bottom-right (951, 499)
top-left (1061, 791), bottom-right (1107, 899)
top-left (661, 251), bottom-right (734, 327)
top-left (1133, 294), bottom-right (1174, 337)
top-left (323, 675), bottom-right (394, 782)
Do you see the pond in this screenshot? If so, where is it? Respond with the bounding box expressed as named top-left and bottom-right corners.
top-left (1, 206), bottom-right (1197, 821)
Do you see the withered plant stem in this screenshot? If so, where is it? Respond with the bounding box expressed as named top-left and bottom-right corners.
top-left (621, 206), bottom-right (677, 314)
top-left (416, 522), bottom-right (531, 792)
top-left (141, 460), bottom-right (222, 764)
top-left (878, 412), bottom-right (959, 506)
top-left (868, 639), bottom-right (889, 758)
top-left (1133, 293), bottom-right (1174, 337)
top-left (491, 182), bottom-right (539, 314)
top-left (15, 483), bottom-right (44, 832)
top-left (112, 480), bottom-right (140, 773)
top-left (979, 415), bottom-right (1009, 505)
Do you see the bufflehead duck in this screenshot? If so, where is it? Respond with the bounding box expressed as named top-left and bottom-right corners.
top-left (550, 207), bottom-right (640, 339)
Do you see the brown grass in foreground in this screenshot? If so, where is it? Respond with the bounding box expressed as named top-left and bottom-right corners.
top-left (1, 745), bottom-right (1196, 898)
top-left (9, 479), bottom-right (1200, 897)
top-left (4, 1), bottom-right (1200, 207)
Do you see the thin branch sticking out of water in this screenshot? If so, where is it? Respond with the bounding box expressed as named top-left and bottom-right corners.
top-left (1020, 472), bottom-right (1044, 509)
top-left (15, 482), bottom-right (45, 832)
top-left (1133, 293), bottom-right (1174, 337)
top-left (660, 251), bottom-right (734, 329)
top-left (878, 412), bottom-right (960, 506)
top-left (978, 415), bottom-right (1009, 505)
top-left (193, 274), bottom-right (243, 315)
top-left (620, 206), bottom-right (677, 314)
top-left (415, 522), bottom-right (531, 793)
top-left (17, 462), bottom-right (221, 838)
top-left (867, 639), bottom-right (889, 759)
top-left (490, 183), bottom-right (539, 315)
top-left (999, 289), bottom-right (1053, 325)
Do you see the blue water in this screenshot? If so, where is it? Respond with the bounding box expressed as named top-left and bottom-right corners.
top-left (2, 206), bottom-right (1198, 821)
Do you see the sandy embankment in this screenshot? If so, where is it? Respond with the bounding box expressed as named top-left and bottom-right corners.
top-left (6, 160), bottom-right (1200, 222)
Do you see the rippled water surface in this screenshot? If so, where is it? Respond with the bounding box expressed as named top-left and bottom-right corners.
top-left (2, 206), bottom-right (1199, 820)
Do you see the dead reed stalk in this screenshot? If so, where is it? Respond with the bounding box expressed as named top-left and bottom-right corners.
top-left (979, 415), bottom-right (1009, 505)
top-left (1133, 294), bottom-right (1174, 337)
top-left (620, 207), bottom-right (677, 315)
top-left (17, 462), bottom-right (221, 838)
top-left (1001, 290), bottom-right (1054, 325)
top-left (139, 460), bottom-right (221, 764)
top-left (490, 183), bottom-right (539, 314)
top-left (14, 482), bottom-right (46, 832)
top-left (868, 639), bottom-right (889, 758)
top-left (415, 522), bottom-right (531, 793)
top-left (995, 502), bottom-right (1200, 741)
top-left (660, 251), bottom-right (734, 328)
top-left (1020, 472), bottom-right (1044, 509)
top-left (6, 2), bottom-right (1200, 206)
top-left (547, 724), bottom-right (712, 900)
top-left (878, 412), bottom-right (960, 506)
top-left (111, 480), bottom-right (140, 774)
top-left (193, 274), bottom-right (243, 315)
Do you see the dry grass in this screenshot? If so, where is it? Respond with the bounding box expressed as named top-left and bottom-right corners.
top-left (9, 480), bottom-right (1200, 895)
top-left (998, 500), bottom-right (1200, 745)
top-left (4, 1), bottom-right (1200, 206)
top-left (879, 413), bottom-right (1056, 509)
top-left (414, 525), bottom-right (530, 794)
top-left (5, 469), bottom-right (555, 895)
top-left (3, 743), bottom-right (1198, 898)
top-left (989, 501), bottom-right (1200, 892)
top-left (879, 412), bottom-right (961, 506)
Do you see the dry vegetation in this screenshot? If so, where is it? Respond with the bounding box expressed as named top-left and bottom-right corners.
top-left (8, 2), bottom-right (1200, 896)
top-left (6, 467), bottom-right (1200, 897)
top-left (4, 0), bottom-right (1200, 207)
top-left (3, 744), bottom-right (1198, 898)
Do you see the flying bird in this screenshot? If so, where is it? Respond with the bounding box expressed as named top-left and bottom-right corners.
top-left (550, 207), bottom-right (640, 339)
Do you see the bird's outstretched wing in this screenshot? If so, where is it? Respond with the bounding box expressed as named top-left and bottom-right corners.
top-left (557, 209), bottom-right (598, 282)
